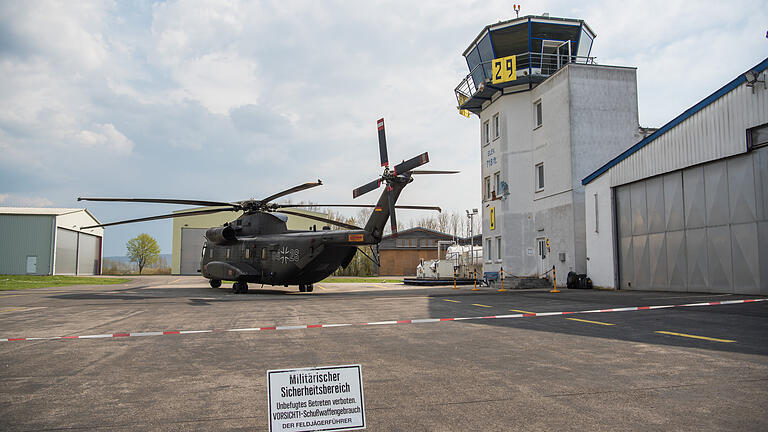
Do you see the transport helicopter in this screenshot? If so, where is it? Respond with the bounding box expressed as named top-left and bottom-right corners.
top-left (79, 118), bottom-right (457, 294)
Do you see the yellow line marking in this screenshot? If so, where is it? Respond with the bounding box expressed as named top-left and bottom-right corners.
top-left (567, 317), bottom-right (615, 326)
top-left (0, 307), bottom-right (27, 313)
top-left (443, 299), bottom-right (460, 303)
top-left (170, 278), bottom-right (183, 284)
top-left (317, 285), bottom-right (327, 291)
top-left (472, 303), bottom-right (492, 308)
top-left (655, 331), bottom-right (735, 343)
top-left (510, 309), bottom-right (534, 314)
top-left (0, 294), bottom-right (22, 298)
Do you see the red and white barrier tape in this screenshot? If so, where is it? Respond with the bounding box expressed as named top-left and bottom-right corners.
top-left (1, 298), bottom-right (765, 343)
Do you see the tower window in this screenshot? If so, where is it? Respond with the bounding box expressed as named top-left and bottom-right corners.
top-left (484, 176), bottom-right (491, 200)
top-left (483, 120), bottom-right (490, 145)
top-left (535, 163), bottom-right (544, 191)
top-left (493, 172), bottom-right (500, 198)
top-left (493, 113), bottom-right (500, 139)
top-left (534, 100), bottom-right (542, 128)
top-left (496, 236), bottom-right (502, 262)
top-left (485, 238), bottom-right (492, 262)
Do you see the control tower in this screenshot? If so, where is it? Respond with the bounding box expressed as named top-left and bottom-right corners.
top-left (455, 15), bottom-right (641, 285)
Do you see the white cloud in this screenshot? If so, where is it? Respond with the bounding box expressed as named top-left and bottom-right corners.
top-left (0, 194), bottom-right (53, 207)
top-left (74, 123), bottom-right (134, 154)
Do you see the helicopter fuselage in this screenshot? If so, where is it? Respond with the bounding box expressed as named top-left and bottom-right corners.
top-left (200, 212), bottom-right (379, 286)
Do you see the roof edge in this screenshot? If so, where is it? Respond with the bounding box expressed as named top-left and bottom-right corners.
top-left (582, 56), bottom-right (768, 186)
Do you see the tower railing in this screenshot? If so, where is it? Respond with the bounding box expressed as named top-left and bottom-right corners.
top-left (455, 52), bottom-right (596, 106)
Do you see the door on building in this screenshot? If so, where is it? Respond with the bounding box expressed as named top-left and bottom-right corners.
top-left (180, 228), bottom-right (208, 275)
top-left (537, 237), bottom-right (547, 276)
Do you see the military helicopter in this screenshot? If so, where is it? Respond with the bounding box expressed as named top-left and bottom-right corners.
top-left (79, 118), bottom-right (457, 294)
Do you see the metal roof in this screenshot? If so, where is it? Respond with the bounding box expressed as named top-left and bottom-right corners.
top-left (0, 207), bottom-right (92, 217)
top-left (582, 57), bottom-right (768, 186)
top-left (462, 15), bottom-right (593, 57)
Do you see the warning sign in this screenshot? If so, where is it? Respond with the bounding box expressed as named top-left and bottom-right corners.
top-left (267, 364), bottom-right (365, 432)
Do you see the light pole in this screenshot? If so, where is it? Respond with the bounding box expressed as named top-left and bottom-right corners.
top-left (466, 208), bottom-right (478, 265)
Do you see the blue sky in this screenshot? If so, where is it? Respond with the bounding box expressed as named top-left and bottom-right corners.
top-left (1, 0), bottom-right (766, 256)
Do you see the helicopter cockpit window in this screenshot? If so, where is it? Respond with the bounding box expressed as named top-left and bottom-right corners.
top-left (226, 249), bottom-right (231, 259)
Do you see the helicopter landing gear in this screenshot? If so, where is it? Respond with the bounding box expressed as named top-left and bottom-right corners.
top-left (232, 281), bottom-right (249, 294)
top-left (298, 284), bottom-right (314, 293)
top-left (209, 279), bottom-right (222, 288)
top-left (306, 284), bottom-right (314, 292)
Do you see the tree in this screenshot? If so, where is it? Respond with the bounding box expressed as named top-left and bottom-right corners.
top-left (126, 233), bottom-right (161, 275)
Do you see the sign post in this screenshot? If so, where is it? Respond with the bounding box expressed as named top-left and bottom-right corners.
top-left (268, 365), bottom-right (366, 432)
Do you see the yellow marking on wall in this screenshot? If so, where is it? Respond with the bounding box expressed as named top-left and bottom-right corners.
top-left (489, 207), bottom-right (495, 230)
top-left (655, 331), bottom-right (735, 343)
top-left (472, 303), bottom-right (492, 308)
top-left (491, 55), bottom-right (517, 84)
top-left (443, 299), bottom-right (460, 303)
top-left (567, 318), bottom-right (615, 326)
top-left (510, 309), bottom-right (534, 314)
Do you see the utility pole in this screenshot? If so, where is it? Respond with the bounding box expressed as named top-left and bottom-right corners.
top-left (466, 208), bottom-right (478, 265)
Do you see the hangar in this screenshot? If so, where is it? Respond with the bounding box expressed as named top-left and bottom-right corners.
top-left (584, 58), bottom-right (768, 294)
top-left (0, 207), bottom-right (103, 275)
top-left (171, 207), bottom-right (332, 275)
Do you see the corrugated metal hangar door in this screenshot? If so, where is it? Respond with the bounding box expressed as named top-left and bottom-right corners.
top-left (615, 150), bottom-right (768, 294)
top-left (180, 228), bottom-right (207, 275)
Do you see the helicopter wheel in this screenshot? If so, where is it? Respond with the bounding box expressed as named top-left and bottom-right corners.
top-left (307, 284), bottom-right (314, 293)
top-left (240, 281), bottom-right (249, 294)
top-left (299, 285), bottom-right (306, 293)
top-left (232, 282), bottom-right (240, 294)
top-left (209, 279), bottom-right (222, 289)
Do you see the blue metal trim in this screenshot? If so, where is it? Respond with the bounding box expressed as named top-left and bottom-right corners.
top-left (488, 29), bottom-right (497, 59)
top-left (527, 17), bottom-right (532, 76)
top-left (582, 57), bottom-right (768, 186)
top-left (575, 22), bottom-right (582, 56)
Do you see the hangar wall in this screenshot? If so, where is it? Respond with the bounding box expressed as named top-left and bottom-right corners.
top-left (0, 214), bottom-right (55, 275)
top-left (585, 59), bottom-right (768, 294)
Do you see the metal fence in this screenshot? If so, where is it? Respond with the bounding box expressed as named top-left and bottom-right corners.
top-left (455, 52), bottom-right (596, 105)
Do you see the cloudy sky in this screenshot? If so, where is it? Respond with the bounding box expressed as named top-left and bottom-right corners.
top-left (1, 0), bottom-right (766, 256)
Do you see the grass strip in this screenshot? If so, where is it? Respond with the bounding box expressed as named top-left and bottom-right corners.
top-left (0, 275), bottom-right (131, 291)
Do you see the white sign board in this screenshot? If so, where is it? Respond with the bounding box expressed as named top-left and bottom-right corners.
top-left (268, 364), bottom-right (365, 432)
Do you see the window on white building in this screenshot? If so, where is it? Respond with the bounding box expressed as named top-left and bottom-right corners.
top-left (493, 172), bottom-right (500, 198)
top-left (594, 193), bottom-right (599, 233)
top-left (483, 121), bottom-right (490, 145)
top-left (485, 238), bottom-right (492, 262)
top-left (496, 237), bottom-right (502, 262)
top-left (493, 113), bottom-right (500, 139)
top-left (535, 163), bottom-right (544, 191)
top-left (534, 100), bottom-right (542, 128)
top-left (484, 176), bottom-right (491, 200)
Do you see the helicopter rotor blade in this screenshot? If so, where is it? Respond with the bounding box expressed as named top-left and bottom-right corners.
top-left (276, 209), bottom-right (362, 230)
top-left (81, 207), bottom-right (238, 229)
top-left (77, 197), bottom-right (239, 208)
top-left (258, 180), bottom-right (323, 204)
top-left (410, 170), bottom-right (459, 175)
top-left (392, 152), bottom-right (429, 175)
top-left (352, 178), bottom-right (382, 199)
top-left (377, 118), bottom-right (389, 167)
top-left (276, 204), bottom-right (441, 212)
top-left (387, 186), bottom-right (398, 237)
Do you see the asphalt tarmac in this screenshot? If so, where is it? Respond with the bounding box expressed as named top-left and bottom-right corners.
top-left (1, 276), bottom-right (767, 431)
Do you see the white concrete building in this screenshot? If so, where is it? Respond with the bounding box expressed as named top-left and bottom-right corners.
top-left (0, 208), bottom-right (104, 275)
top-left (583, 58), bottom-right (768, 294)
top-left (455, 15), bottom-right (643, 285)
